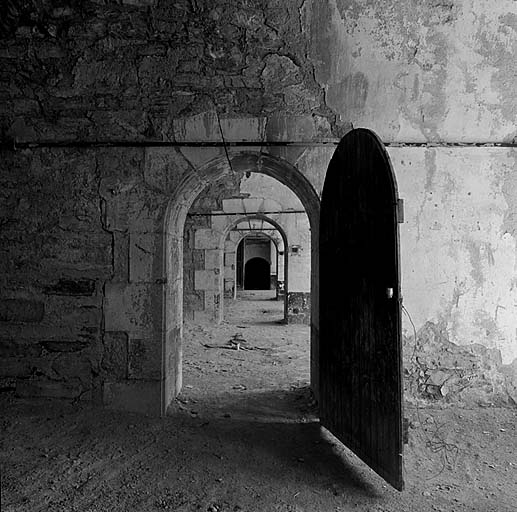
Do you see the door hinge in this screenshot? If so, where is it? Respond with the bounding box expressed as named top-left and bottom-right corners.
top-left (396, 199), bottom-right (404, 223)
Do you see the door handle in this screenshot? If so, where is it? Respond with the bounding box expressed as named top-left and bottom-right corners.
top-left (386, 287), bottom-right (394, 299)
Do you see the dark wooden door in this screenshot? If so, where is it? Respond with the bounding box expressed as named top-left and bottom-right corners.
top-left (319, 128), bottom-right (404, 491)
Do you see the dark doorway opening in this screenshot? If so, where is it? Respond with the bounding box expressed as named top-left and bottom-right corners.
top-left (244, 257), bottom-right (270, 290)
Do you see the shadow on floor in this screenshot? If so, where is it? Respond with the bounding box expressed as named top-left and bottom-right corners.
top-left (169, 413), bottom-right (382, 498)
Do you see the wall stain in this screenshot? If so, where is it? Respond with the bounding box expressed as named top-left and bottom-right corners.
top-left (415, 149), bottom-right (437, 241)
top-left (465, 239), bottom-right (484, 289)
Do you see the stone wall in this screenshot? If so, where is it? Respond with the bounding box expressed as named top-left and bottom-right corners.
top-left (1, 147), bottom-right (141, 404)
top-left (1, 0), bottom-right (517, 411)
top-left (183, 175), bottom-right (240, 321)
top-left (0, 0), bottom-right (334, 141)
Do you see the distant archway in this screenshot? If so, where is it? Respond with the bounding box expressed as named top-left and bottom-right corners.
top-left (233, 231), bottom-right (283, 295)
top-left (220, 214), bottom-right (288, 322)
top-left (162, 152), bottom-right (320, 415)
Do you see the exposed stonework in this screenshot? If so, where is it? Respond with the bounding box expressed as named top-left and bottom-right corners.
top-left (1, 0), bottom-right (517, 414)
top-left (0, 0), bottom-right (334, 142)
top-left (404, 321), bottom-right (517, 406)
top-left (287, 292), bottom-right (310, 325)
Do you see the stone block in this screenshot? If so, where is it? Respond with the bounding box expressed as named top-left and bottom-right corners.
top-left (39, 232), bottom-right (112, 277)
top-left (222, 198), bottom-right (245, 214)
top-left (42, 296), bottom-right (101, 329)
top-left (178, 147), bottom-right (223, 175)
top-left (163, 326), bottom-right (181, 407)
top-left (194, 270), bottom-right (217, 291)
top-left (193, 310), bottom-right (212, 324)
top-left (0, 339), bottom-right (42, 357)
top-left (97, 148), bottom-right (144, 182)
top-left (175, 115), bottom-right (265, 143)
top-left (227, 232), bottom-right (240, 244)
top-left (204, 249), bottom-right (221, 270)
top-left (194, 229), bottom-right (221, 250)
top-left (51, 354), bottom-right (92, 385)
top-left (183, 292), bottom-right (204, 313)
top-left (102, 331), bottom-right (128, 380)
top-left (0, 358), bottom-right (33, 377)
top-left (104, 282), bottom-right (163, 335)
top-left (183, 269), bottom-right (194, 291)
top-left (143, 148), bottom-right (191, 195)
top-left (192, 250), bottom-right (205, 270)
top-left (243, 197), bottom-right (270, 213)
top-left (265, 114), bottom-right (321, 142)
top-left (128, 337), bottom-right (161, 380)
top-left (203, 292), bottom-right (220, 321)
top-left (210, 215), bottom-right (231, 233)
top-left (129, 232), bottom-right (163, 283)
top-left (16, 378), bottom-right (86, 400)
top-left (42, 340), bottom-right (89, 353)
top-left (103, 380), bottom-right (161, 415)
top-left (101, 180), bottom-right (167, 233)
top-left (220, 117), bottom-right (266, 142)
top-left (122, 0), bottom-right (156, 6)
top-left (224, 279), bottom-right (234, 296)
top-left (0, 299), bottom-right (45, 323)
top-left (113, 232), bottom-right (130, 282)
top-left (44, 278), bottom-right (96, 296)
top-left (0, 323), bottom-right (98, 346)
top-left (224, 252), bottom-right (236, 266)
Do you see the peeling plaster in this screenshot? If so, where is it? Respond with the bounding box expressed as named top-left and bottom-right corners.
top-left (2, 0), bottom-right (517, 412)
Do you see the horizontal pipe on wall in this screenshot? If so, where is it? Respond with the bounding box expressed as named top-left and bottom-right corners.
top-left (1, 139), bottom-right (516, 150)
top-left (188, 210), bottom-right (307, 216)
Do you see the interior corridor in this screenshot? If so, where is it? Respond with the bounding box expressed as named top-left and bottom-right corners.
top-left (176, 291), bottom-right (314, 422)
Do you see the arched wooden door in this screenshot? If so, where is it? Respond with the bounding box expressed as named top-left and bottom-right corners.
top-left (319, 128), bottom-right (404, 490)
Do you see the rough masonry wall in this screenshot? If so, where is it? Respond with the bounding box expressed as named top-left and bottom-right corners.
top-left (0, 148), bottom-right (110, 400)
top-left (0, 0), bottom-right (332, 142)
top-left (183, 175), bottom-right (241, 321)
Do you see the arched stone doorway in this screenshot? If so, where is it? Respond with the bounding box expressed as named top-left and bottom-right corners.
top-left (235, 233), bottom-right (283, 294)
top-left (220, 214), bottom-right (289, 323)
top-left (162, 152), bottom-right (320, 415)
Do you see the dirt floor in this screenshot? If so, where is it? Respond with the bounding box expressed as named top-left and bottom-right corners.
top-left (1, 291), bottom-right (517, 512)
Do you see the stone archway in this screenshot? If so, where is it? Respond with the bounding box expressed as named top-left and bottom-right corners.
top-left (219, 214), bottom-right (289, 323)
top-left (236, 234), bottom-right (283, 295)
top-left (162, 152), bottom-right (320, 415)
top-left (231, 231), bottom-right (284, 299)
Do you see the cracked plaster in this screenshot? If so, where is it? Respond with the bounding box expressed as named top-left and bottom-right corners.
top-left (1, 0), bottom-right (517, 411)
